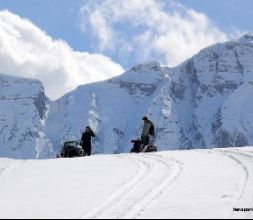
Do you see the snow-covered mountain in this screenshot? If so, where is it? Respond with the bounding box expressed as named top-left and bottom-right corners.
top-left (167, 33), bottom-right (253, 149)
top-left (1, 34), bottom-right (253, 158)
top-left (45, 61), bottom-right (167, 154)
top-left (0, 74), bottom-right (52, 158)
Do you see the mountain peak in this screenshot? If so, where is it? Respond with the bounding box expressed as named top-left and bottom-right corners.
top-left (128, 61), bottom-right (161, 73)
top-left (116, 61), bottom-right (163, 85)
top-left (239, 32), bottom-right (253, 44)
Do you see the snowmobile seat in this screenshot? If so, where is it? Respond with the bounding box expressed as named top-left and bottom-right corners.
top-left (130, 139), bottom-right (157, 153)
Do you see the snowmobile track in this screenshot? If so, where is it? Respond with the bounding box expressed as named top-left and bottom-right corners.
top-left (219, 150), bottom-right (253, 219)
top-left (120, 154), bottom-right (183, 219)
top-left (80, 154), bottom-right (151, 219)
top-left (81, 153), bottom-right (183, 219)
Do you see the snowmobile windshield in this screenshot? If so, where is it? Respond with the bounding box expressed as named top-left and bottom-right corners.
top-left (64, 141), bottom-right (79, 148)
top-left (61, 134), bottom-right (79, 145)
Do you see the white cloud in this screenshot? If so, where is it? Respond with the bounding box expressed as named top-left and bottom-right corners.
top-left (80, 0), bottom-right (229, 67)
top-left (0, 10), bottom-right (124, 100)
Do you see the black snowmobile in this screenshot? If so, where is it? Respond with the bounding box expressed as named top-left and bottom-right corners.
top-left (58, 140), bottom-right (84, 158)
top-left (130, 139), bottom-right (157, 153)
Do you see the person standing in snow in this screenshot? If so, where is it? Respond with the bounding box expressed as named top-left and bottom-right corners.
top-left (81, 126), bottom-right (95, 156)
top-left (141, 116), bottom-right (155, 147)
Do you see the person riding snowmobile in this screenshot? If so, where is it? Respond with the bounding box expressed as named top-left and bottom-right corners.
top-left (81, 126), bottom-right (95, 156)
top-left (130, 116), bottom-right (157, 153)
top-left (141, 116), bottom-right (155, 147)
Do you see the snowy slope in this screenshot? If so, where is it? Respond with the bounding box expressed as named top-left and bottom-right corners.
top-left (0, 74), bottom-right (52, 159)
top-left (46, 34), bottom-right (253, 155)
top-left (0, 147), bottom-right (252, 219)
top-left (45, 62), bottom-right (167, 154)
top-left (1, 34), bottom-right (253, 158)
top-left (171, 33), bottom-right (253, 149)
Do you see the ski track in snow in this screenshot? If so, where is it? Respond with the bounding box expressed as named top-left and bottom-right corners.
top-left (0, 160), bottom-right (25, 180)
top-left (219, 149), bottom-right (253, 219)
top-left (81, 153), bottom-right (183, 219)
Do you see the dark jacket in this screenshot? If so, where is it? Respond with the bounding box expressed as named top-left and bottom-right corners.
top-left (81, 129), bottom-right (95, 156)
top-left (81, 130), bottom-right (95, 146)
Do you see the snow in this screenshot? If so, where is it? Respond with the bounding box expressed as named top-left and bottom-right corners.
top-left (1, 34), bottom-right (253, 158)
top-left (0, 73), bottom-right (51, 159)
top-left (0, 147), bottom-right (253, 219)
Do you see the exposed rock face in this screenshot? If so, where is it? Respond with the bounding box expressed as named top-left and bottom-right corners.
top-left (1, 34), bottom-right (253, 158)
top-left (0, 74), bottom-right (52, 159)
top-left (45, 62), bottom-right (166, 154)
top-left (168, 34), bottom-right (253, 149)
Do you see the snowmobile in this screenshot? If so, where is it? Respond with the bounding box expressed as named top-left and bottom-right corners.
top-left (130, 139), bottom-right (157, 153)
top-left (57, 140), bottom-right (84, 158)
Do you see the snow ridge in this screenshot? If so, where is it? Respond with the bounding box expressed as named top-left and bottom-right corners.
top-left (1, 34), bottom-right (253, 158)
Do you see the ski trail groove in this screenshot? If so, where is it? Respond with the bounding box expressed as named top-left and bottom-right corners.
top-left (219, 150), bottom-right (253, 219)
top-left (242, 150), bottom-right (253, 155)
top-left (120, 154), bottom-right (183, 219)
top-left (81, 154), bottom-right (183, 219)
top-left (81, 154), bottom-right (151, 219)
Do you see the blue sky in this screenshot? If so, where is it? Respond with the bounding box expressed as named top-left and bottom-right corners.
top-left (0, 0), bottom-right (86, 51)
top-left (177, 0), bottom-right (253, 31)
top-left (0, 0), bottom-right (252, 99)
top-left (0, 0), bottom-right (251, 67)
